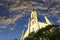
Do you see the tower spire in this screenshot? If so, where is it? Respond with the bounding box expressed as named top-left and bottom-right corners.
top-left (44, 16), bottom-right (51, 24)
top-left (21, 30), bottom-right (24, 40)
top-left (32, 8), bottom-right (35, 11)
top-left (30, 9), bottom-right (38, 26)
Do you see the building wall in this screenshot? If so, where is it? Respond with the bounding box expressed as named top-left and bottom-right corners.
top-left (21, 10), bottom-right (52, 40)
top-left (23, 21), bottom-right (50, 40)
top-left (38, 22), bottom-right (49, 28)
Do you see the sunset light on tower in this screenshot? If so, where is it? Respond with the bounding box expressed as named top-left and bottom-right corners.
top-left (0, 0), bottom-right (60, 40)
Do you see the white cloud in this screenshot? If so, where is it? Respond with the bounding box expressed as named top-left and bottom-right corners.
top-left (0, 25), bottom-right (7, 29)
top-left (10, 27), bottom-right (14, 31)
top-left (9, 5), bottom-right (28, 11)
top-left (9, 1), bottom-right (40, 11)
top-left (9, 4), bottom-right (48, 12)
top-left (42, 0), bottom-right (47, 2)
top-left (50, 0), bottom-right (60, 2)
top-left (50, 11), bottom-right (60, 14)
top-left (0, 3), bottom-right (4, 6)
top-left (49, 7), bottom-right (60, 14)
top-left (57, 19), bottom-right (60, 23)
top-left (57, 18), bottom-right (60, 23)
top-left (6, 0), bottom-right (20, 3)
top-left (35, 6), bottom-right (48, 10)
top-left (0, 0), bottom-right (60, 25)
top-left (30, 1), bottom-right (39, 4)
top-left (58, 18), bottom-right (60, 20)
top-left (0, 13), bottom-right (23, 26)
top-left (24, 25), bottom-right (28, 27)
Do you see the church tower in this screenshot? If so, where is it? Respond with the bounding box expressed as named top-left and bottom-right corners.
top-left (28, 9), bottom-right (39, 34)
top-left (21, 9), bottom-right (52, 40)
top-left (30, 9), bottom-right (38, 26)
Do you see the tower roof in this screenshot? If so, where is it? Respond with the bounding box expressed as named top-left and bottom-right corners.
top-left (32, 8), bottom-right (36, 11)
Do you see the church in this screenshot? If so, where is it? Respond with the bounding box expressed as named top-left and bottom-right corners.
top-left (21, 9), bottom-right (52, 40)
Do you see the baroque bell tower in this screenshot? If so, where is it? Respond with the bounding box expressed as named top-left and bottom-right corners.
top-left (21, 9), bottom-right (52, 40)
top-left (30, 9), bottom-right (38, 26)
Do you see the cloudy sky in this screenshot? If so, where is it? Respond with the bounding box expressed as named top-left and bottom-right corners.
top-left (0, 0), bottom-right (60, 40)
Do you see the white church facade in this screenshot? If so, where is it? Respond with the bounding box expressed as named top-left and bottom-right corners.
top-left (21, 9), bottom-right (52, 40)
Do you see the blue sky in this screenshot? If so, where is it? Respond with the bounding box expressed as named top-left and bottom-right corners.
top-left (0, 0), bottom-right (60, 40)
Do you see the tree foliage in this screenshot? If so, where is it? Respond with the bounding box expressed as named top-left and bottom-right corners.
top-left (14, 38), bottom-right (18, 40)
top-left (24, 25), bottom-right (60, 40)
